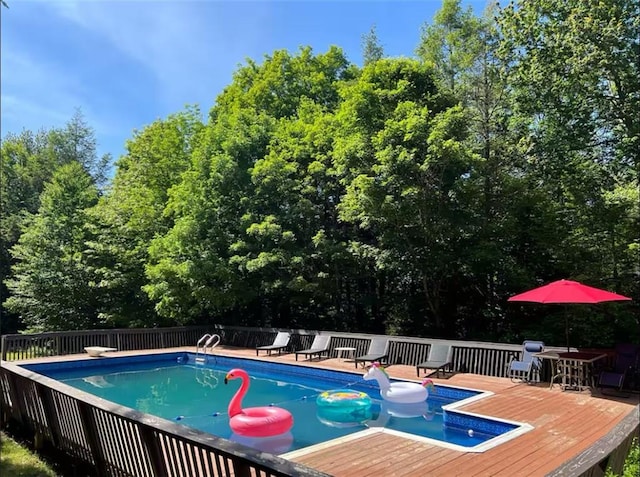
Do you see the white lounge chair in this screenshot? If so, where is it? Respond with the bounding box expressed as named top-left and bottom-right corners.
top-left (295, 335), bottom-right (331, 361)
top-left (256, 332), bottom-right (291, 356)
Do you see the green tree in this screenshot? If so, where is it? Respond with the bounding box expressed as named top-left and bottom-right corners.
top-left (86, 107), bottom-right (204, 327)
top-left (362, 24), bottom-right (384, 65)
top-left (416, 0), bottom-right (482, 96)
top-left (496, 0), bottom-right (639, 344)
top-left (4, 162), bottom-right (100, 331)
top-left (235, 98), bottom-right (362, 330)
top-left (145, 108), bottom-right (276, 324)
top-left (1, 131), bottom-right (55, 333)
top-left (48, 109), bottom-right (112, 189)
top-left (1, 117), bottom-right (106, 333)
top-left (417, 1), bottom-right (532, 340)
top-left (145, 47), bottom-right (352, 326)
top-left (1, 130), bottom-right (64, 236)
top-left (334, 58), bottom-right (475, 335)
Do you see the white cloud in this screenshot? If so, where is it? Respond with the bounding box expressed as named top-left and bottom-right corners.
top-left (1, 0), bottom-right (282, 157)
top-left (45, 0), bottom-right (273, 108)
top-left (1, 94), bottom-right (71, 128)
top-left (1, 47), bottom-right (119, 147)
top-left (1, 50), bottom-right (82, 127)
top-left (2, 47), bottom-right (85, 93)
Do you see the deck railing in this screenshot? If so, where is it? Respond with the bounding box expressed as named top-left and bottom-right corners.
top-left (0, 326), bottom-right (212, 360)
top-left (2, 325), bottom-right (582, 380)
top-left (1, 325), bottom-right (633, 477)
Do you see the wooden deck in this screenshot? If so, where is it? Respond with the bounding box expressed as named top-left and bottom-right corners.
top-left (16, 346), bottom-right (639, 476)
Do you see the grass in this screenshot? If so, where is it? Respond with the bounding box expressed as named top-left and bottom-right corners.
top-left (606, 438), bottom-right (640, 477)
top-left (0, 432), bottom-right (58, 477)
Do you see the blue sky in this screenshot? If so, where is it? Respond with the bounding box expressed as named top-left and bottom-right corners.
top-left (1, 0), bottom-right (488, 163)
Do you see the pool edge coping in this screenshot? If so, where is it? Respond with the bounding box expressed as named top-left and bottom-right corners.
top-left (16, 350), bottom-right (536, 456)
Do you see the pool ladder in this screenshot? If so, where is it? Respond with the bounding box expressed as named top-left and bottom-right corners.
top-left (195, 333), bottom-right (221, 363)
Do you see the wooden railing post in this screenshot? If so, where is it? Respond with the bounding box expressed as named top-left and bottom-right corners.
top-left (36, 384), bottom-right (59, 448)
top-left (77, 401), bottom-right (108, 477)
top-left (5, 371), bottom-right (23, 424)
top-left (234, 461), bottom-right (252, 477)
top-left (138, 426), bottom-right (167, 477)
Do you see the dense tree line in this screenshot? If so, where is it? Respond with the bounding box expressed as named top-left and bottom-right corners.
top-left (1, 0), bottom-right (638, 348)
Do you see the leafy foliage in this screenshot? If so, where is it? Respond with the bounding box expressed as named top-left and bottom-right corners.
top-left (2, 2), bottom-right (638, 345)
top-left (497, 0), bottom-right (640, 344)
top-left (605, 439), bottom-right (640, 477)
top-left (4, 162), bottom-right (100, 331)
top-left (362, 24), bottom-right (384, 65)
top-left (1, 112), bottom-right (109, 333)
top-left (86, 107), bottom-right (204, 327)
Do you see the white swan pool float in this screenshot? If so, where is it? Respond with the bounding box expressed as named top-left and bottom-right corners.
top-left (363, 362), bottom-right (434, 404)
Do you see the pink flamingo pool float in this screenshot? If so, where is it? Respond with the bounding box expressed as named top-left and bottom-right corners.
top-left (224, 368), bottom-right (293, 437)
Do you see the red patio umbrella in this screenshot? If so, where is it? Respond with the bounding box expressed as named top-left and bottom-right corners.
top-left (508, 279), bottom-right (632, 351)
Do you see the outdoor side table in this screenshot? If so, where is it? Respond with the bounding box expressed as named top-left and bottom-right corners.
top-left (334, 347), bottom-right (356, 362)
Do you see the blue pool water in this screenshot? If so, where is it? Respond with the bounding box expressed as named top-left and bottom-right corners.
top-left (25, 353), bottom-right (519, 454)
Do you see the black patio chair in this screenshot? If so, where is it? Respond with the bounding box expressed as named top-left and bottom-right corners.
top-left (598, 343), bottom-right (640, 394)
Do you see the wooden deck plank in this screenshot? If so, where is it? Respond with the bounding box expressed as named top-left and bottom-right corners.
top-left (15, 345), bottom-right (638, 476)
top-left (384, 441), bottom-right (445, 477)
top-left (316, 434), bottom-right (411, 474)
top-left (387, 444), bottom-right (450, 475)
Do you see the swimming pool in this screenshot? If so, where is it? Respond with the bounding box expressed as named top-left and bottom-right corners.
top-left (23, 352), bottom-right (532, 455)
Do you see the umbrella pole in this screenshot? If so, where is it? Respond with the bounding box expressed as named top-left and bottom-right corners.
top-left (565, 312), bottom-right (570, 353)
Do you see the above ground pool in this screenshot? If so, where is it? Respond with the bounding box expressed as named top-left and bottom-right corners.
top-left (22, 353), bottom-right (532, 455)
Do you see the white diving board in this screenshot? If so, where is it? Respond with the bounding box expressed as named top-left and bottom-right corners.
top-left (84, 346), bottom-right (118, 357)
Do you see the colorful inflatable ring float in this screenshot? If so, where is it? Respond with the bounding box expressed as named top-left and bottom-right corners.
top-left (316, 405), bottom-right (373, 428)
top-left (316, 389), bottom-right (372, 411)
top-left (316, 389), bottom-right (372, 427)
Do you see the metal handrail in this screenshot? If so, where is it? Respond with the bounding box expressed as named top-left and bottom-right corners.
top-left (195, 333), bottom-right (221, 362)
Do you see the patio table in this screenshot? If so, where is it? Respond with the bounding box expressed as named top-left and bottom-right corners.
top-left (535, 351), bottom-right (607, 391)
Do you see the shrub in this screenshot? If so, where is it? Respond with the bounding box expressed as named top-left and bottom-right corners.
top-left (605, 438), bottom-right (640, 477)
